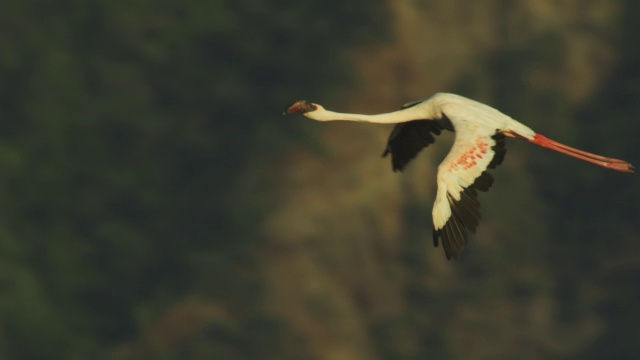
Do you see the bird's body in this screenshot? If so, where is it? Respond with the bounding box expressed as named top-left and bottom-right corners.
top-left (284, 93), bottom-right (634, 260)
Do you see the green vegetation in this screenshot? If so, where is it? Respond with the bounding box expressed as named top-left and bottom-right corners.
top-left (0, 1), bottom-right (387, 358)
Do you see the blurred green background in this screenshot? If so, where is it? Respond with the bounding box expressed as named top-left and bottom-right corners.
top-left (0, 0), bottom-right (638, 359)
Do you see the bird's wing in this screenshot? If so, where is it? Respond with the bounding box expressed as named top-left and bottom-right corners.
top-left (431, 126), bottom-right (506, 260)
top-left (382, 119), bottom-right (454, 172)
top-left (382, 100), bottom-right (454, 172)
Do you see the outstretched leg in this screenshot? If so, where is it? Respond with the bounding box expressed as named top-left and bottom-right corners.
top-left (501, 131), bottom-right (634, 173)
top-left (529, 134), bottom-right (634, 173)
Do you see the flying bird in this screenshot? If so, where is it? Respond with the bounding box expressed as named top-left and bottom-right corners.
top-left (283, 93), bottom-right (634, 260)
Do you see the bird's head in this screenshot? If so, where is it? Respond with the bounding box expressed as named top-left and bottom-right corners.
top-left (283, 100), bottom-right (319, 116)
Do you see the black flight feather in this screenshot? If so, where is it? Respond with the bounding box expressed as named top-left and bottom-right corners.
top-left (432, 132), bottom-right (507, 260)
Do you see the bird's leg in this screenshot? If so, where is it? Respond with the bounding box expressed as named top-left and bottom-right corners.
top-left (501, 131), bottom-right (634, 173)
top-left (529, 134), bottom-right (634, 173)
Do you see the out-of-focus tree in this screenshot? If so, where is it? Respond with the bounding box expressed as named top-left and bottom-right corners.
top-left (0, 0), bottom-right (388, 358)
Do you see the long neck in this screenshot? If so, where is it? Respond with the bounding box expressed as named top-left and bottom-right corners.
top-left (305, 106), bottom-right (430, 124)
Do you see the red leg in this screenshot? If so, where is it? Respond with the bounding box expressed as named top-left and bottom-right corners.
top-left (529, 134), bottom-right (634, 173)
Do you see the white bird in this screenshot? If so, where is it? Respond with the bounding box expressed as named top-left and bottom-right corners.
top-left (284, 93), bottom-right (634, 260)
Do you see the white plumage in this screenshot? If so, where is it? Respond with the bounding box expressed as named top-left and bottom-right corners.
top-left (284, 93), bottom-right (634, 259)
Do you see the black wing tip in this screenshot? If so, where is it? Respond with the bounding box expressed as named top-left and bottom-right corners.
top-left (432, 170), bottom-right (496, 260)
top-left (382, 148), bottom-right (411, 172)
top-left (383, 119), bottom-right (451, 172)
top-left (432, 231), bottom-right (459, 260)
top-left (392, 159), bottom-right (408, 172)
top-left (432, 221), bottom-right (467, 261)
top-left (433, 228), bottom-right (454, 260)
